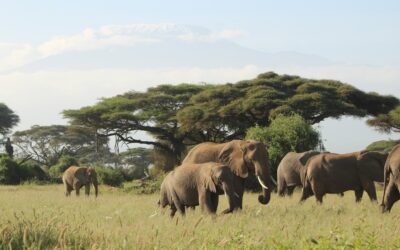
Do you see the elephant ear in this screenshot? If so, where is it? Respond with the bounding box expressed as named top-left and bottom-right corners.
top-left (218, 141), bottom-right (248, 178)
top-left (203, 167), bottom-right (217, 193)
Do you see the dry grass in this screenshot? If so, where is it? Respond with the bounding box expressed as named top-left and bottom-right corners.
top-left (1, 184), bottom-right (400, 249)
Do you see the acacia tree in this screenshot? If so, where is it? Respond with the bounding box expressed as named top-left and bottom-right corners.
top-left (12, 125), bottom-right (109, 167)
top-left (63, 84), bottom-right (211, 168)
top-left (177, 72), bottom-right (399, 140)
top-left (0, 103), bottom-right (19, 136)
top-left (63, 72), bottom-right (399, 171)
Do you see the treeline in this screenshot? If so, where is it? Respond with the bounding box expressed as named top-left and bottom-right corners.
top-left (1, 71), bottom-right (399, 187)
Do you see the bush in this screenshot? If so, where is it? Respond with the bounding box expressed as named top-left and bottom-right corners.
top-left (366, 140), bottom-right (400, 153)
top-left (95, 166), bottom-right (124, 187)
top-left (48, 155), bottom-right (79, 182)
top-left (0, 155), bottom-right (20, 184)
top-left (18, 161), bottom-right (48, 182)
top-left (246, 113), bottom-right (322, 179)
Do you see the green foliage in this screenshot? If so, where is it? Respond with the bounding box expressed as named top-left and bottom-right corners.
top-left (17, 161), bottom-right (48, 182)
top-left (48, 155), bottom-right (79, 182)
top-left (178, 72), bottom-right (399, 141)
top-left (246, 114), bottom-right (322, 178)
top-left (0, 155), bottom-right (19, 184)
top-left (366, 140), bottom-right (400, 153)
top-left (0, 103), bottom-right (19, 136)
top-left (95, 166), bottom-right (124, 187)
top-left (367, 105), bottom-right (400, 133)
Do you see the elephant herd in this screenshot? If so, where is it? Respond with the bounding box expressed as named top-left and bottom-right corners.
top-left (60, 141), bottom-right (400, 216)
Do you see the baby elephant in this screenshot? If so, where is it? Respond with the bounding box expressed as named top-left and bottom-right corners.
top-left (159, 162), bottom-right (237, 217)
top-left (62, 166), bottom-right (99, 197)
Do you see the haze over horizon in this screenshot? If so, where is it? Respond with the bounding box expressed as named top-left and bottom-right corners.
top-left (0, 1), bottom-right (399, 153)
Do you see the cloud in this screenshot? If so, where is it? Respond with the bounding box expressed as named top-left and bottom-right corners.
top-left (0, 43), bottom-right (37, 69)
top-left (0, 24), bottom-right (246, 70)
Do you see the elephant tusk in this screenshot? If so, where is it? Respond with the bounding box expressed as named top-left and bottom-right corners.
top-left (257, 176), bottom-right (269, 190)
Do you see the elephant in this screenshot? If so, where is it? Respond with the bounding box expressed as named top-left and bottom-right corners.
top-left (159, 162), bottom-right (237, 217)
top-left (300, 150), bottom-right (387, 203)
top-left (381, 144), bottom-right (400, 212)
top-left (182, 140), bottom-right (272, 210)
top-left (62, 166), bottom-right (98, 197)
top-left (277, 151), bottom-right (321, 196)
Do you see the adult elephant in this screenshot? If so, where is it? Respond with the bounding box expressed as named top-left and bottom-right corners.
top-left (300, 151), bottom-right (387, 203)
top-left (381, 144), bottom-right (400, 212)
top-left (159, 162), bottom-right (237, 217)
top-left (62, 166), bottom-right (99, 197)
top-left (182, 140), bottom-right (272, 209)
top-left (277, 151), bottom-right (321, 196)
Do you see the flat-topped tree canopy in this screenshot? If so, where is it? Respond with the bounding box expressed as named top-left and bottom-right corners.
top-left (63, 72), bottom-right (399, 169)
top-left (177, 72), bottom-right (399, 140)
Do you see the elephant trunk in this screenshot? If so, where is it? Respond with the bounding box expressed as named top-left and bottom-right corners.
top-left (255, 161), bottom-right (271, 205)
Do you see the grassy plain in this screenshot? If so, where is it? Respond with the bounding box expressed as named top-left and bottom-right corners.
top-left (0, 185), bottom-right (400, 249)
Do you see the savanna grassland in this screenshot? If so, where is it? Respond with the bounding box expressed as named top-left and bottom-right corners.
top-left (1, 185), bottom-right (400, 249)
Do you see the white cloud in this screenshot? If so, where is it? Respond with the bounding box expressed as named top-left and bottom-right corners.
top-left (0, 43), bottom-right (36, 69)
top-left (0, 24), bottom-right (246, 70)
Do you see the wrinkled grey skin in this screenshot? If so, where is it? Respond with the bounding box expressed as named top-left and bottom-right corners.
top-left (62, 166), bottom-right (98, 197)
top-left (277, 151), bottom-right (321, 196)
top-left (159, 163), bottom-right (237, 217)
top-left (300, 151), bottom-right (388, 203)
top-left (381, 144), bottom-right (400, 212)
top-left (182, 140), bottom-right (272, 210)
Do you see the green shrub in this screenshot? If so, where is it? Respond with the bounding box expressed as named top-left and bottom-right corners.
top-left (18, 161), bottom-right (48, 182)
top-left (48, 155), bottom-right (78, 182)
top-left (246, 113), bottom-right (322, 179)
top-left (0, 155), bottom-right (20, 184)
top-left (95, 166), bottom-right (124, 187)
top-left (366, 140), bottom-right (399, 153)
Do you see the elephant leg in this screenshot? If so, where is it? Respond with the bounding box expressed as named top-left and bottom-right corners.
top-left (210, 193), bottom-right (219, 213)
top-left (277, 178), bottom-right (287, 197)
top-left (199, 191), bottom-right (216, 214)
top-left (355, 189), bottom-right (363, 203)
top-left (85, 183), bottom-right (90, 196)
top-left (170, 204), bottom-right (177, 217)
top-left (315, 193), bottom-right (324, 204)
top-left (299, 183), bottom-right (313, 203)
top-left (65, 183), bottom-right (73, 197)
top-left (287, 186), bottom-right (296, 196)
top-left (233, 177), bottom-right (245, 209)
top-left (311, 181), bottom-right (324, 204)
top-left (361, 179), bottom-right (377, 202)
top-left (74, 182), bottom-right (82, 196)
top-left (383, 179), bottom-right (400, 212)
top-left (171, 191), bottom-right (185, 216)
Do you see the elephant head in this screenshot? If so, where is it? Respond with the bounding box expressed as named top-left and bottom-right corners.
top-left (86, 167), bottom-right (98, 197)
top-left (357, 151), bottom-right (388, 182)
top-left (218, 140), bottom-right (271, 205)
top-left (204, 164), bottom-right (237, 211)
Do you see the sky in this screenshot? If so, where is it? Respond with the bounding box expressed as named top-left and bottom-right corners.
top-left (0, 0), bottom-right (399, 153)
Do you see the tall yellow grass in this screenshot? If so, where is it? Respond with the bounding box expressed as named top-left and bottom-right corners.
top-left (0, 184), bottom-right (399, 249)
